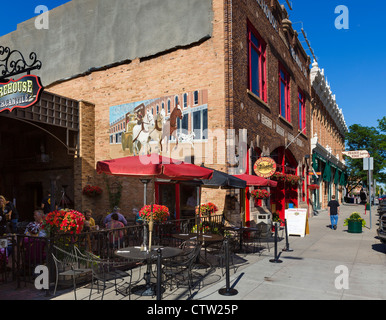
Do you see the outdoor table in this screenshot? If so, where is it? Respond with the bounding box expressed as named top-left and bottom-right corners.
top-left (115, 246), bottom-right (182, 296)
top-left (172, 233), bottom-right (223, 267)
top-left (222, 226), bottom-right (258, 252)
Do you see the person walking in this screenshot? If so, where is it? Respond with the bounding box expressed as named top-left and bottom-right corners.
top-left (328, 195), bottom-right (340, 230)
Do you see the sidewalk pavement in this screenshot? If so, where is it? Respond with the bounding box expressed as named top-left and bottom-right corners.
top-left (195, 203), bottom-right (386, 300)
top-left (1, 203), bottom-right (385, 300)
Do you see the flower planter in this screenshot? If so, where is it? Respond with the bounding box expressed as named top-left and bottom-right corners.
top-left (347, 220), bottom-right (362, 233)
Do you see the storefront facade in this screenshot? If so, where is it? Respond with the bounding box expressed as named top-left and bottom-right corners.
top-left (1, 0), bottom-right (346, 225)
top-left (310, 61), bottom-right (348, 210)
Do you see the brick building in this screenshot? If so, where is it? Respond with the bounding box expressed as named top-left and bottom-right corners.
top-left (0, 0), bottom-right (345, 224)
top-left (310, 61), bottom-right (348, 210)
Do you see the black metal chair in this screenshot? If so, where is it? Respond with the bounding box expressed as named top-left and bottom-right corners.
top-left (52, 246), bottom-right (92, 300)
top-left (85, 250), bottom-right (134, 300)
top-left (162, 243), bottom-right (202, 296)
top-left (207, 238), bottom-right (238, 275)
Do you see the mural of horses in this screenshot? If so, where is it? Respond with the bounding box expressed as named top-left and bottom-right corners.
top-left (161, 105), bottom-right (183, 152)
top-left (132, 110), bottom-right (154, 155)
top-left (148, 108), bottom-right (165, 153)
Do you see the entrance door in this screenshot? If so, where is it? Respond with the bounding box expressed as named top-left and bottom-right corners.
top-left (20, 182), bottom-right (43, 221)
top-left (158, 184), bottom-right (176, 220)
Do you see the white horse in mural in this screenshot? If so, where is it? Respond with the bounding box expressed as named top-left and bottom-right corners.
top-left (148, 108), bottom-right (165, 153)
top-left (132, 110), bottom-right (155, 155)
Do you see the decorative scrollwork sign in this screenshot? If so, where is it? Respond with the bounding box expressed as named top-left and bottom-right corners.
top-left (0, 46), bottom-right (42, 81)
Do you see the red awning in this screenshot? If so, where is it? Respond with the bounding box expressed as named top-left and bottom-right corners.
top-left (233, 174), bottom-right (277, 187)
top-left (96, 154), bottom-right (213, 180)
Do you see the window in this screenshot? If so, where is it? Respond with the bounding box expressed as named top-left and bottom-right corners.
top-left (177, 113), bottom-right (189, 134)
top-left (279, 64), bottom-right (290, 121)
top-left (193, 91), bottom-right (199, 105)
top-left (248, 22), bottom-right (266, 101)
top-left (298, 88), bottom-right (306, 133)
top-left (192, 107), bottom-right (208, 140)
top-left (167, 99), bottom-right (171, 114)
top-left (156, 104), bottom-right (159, 114)
top-left (175, 95), bottom-right (179, 108)
top-left (183, 93), bottom-right (188, 108)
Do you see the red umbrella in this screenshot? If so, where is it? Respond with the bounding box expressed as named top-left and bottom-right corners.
top-left (233, 174), bottom-right (277, 187)
top-left (96, 154), bottom-right (213, 180)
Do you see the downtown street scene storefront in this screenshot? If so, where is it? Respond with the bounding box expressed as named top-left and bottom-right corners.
top-left (0, 0), bottom-right (347, 228)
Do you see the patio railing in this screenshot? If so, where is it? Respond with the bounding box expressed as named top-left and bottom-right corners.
top-left (0, 214), bottom-right (225, 290)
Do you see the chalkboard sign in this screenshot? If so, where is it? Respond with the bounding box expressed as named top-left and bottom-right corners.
top-left (285, 208), bottom-right (307, 237)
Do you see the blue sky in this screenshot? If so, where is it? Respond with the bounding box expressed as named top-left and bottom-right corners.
top-left (0, 0), bottom-right (384, 130)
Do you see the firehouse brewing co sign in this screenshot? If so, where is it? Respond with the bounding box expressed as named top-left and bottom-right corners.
top-left (0, 75), bottom-right (43, 112)
top-left (253, 157), bottom-right (277, 178)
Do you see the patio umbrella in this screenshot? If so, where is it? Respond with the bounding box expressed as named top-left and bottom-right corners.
top-left (201, 167), bottom-right (246, 189)
top-left (233, 174), bottom-right (277, 187)
top-left (96, 154), bottom-right (213, 205)
top-left (96, 154), bottom-right (213, 181)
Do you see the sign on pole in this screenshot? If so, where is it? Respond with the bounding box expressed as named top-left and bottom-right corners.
top-left (342, 150), bottom-right (370, 159)
top-left (363, 157), bottom-right (373, 171)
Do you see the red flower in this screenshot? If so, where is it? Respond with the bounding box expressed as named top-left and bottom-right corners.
top-left (82, 185), bottom-right (103, 197)
top-left (139, 205), bottom-right (170, 223)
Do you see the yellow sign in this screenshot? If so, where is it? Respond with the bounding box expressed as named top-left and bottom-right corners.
top-left (253, 157), bottom-right (277, 178)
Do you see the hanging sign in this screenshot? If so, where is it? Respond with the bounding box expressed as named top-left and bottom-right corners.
top-left (253, 157), bottom-right (277, 178)
top-left (0, 75), bottom-right (43, 113)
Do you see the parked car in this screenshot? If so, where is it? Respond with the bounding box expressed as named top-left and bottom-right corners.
top-left (378, 195), bottom-right (386, 203)
top-left (377, 199), bottom-right (386, 248)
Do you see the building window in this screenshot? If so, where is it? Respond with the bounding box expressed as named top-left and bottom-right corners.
top-left (183, 93), bottom-right (188, 108)
top-left (167, 99), bottom-right (171, 114)
top-left (248, 21), bottom-right (266, 101)
top-left (298, 88), bottom-right (306, 133)
top-left (279, 64), bottom-right (290, 121)
top-left (177, 113), bottom-right (189, 134)
top-left (175, 95), bottom-right (179, 108)
top-left (156, 104), bottom-right (159, 114)
top-left (192, 107), bottom-right (208, 140)
top-left (193, 91), bottom-right (199, 105)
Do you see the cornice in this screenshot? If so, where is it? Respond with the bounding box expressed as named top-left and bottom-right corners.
top-left (310, 61), bottom-right (348, 135)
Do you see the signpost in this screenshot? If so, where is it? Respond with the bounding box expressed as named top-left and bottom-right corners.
top-left (342, 150), bottom-right (370, 159)
top-left (343, 150), bottom-right (373, 229)
top-left (363, 157), bottom-right (374, 229)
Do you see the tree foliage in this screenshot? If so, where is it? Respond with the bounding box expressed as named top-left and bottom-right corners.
top-left (345, 116), bottom-right (386, 190)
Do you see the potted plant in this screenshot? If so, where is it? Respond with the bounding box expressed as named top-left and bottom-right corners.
top-left (199, 202), bottom-right (218, 216)
top-left (344, 212), bottom-right (366, 233)
top-left (251, 189), bottom-right (270, 199)
top-left (138, 204), bottom-right (170, 223)
top-left (82, 185), bottom-right (103, 197)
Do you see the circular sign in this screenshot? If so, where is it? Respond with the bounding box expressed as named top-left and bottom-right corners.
top-left (253, 157), bottom-right (277, 178)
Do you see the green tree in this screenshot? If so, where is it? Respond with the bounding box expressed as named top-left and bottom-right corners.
top-left (345, 116), bottom-right (386, 192)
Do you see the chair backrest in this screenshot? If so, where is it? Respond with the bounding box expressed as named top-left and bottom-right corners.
top-left (256, 222), bottom-right (270, 237)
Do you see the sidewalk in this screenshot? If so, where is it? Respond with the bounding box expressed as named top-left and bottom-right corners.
top-left (1, 203), bottom-right (385, 300)
top-left (195, 203), bottom-right (386, 300)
